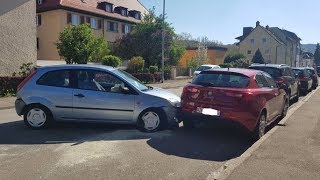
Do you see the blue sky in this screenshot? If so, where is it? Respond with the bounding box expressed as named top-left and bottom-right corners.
top-left (139, 0), bottom-right (319, 44)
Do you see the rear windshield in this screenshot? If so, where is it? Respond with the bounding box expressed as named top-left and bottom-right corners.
top-left (292, 69), bottom-right (304, 76)
top-left (249, 67), bottom-right (282, 78)
top-left (192, 72), bottom-right (250, 88)
top-left (196, 66), bottom-right (212, 71)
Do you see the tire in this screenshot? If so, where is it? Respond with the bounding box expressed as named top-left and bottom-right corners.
top-left (252, 113), bottom-right (267, 141)
top-left (137, 108), bottom-right (167, 133)
top-left (280, 98), bottom-right (289, 119)
top-left (23, 105), bottom-right (52, 129)
top-left (182, 116), bottom-right (195, 129)
top-left (292, 89), bottom-right (299, 103)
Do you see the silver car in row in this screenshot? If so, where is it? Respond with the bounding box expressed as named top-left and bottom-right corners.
top-left (15, 65), bottom-right (181, 132)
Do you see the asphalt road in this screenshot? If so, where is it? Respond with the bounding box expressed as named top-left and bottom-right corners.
top-left (0, 87), bottom-right (308, 180)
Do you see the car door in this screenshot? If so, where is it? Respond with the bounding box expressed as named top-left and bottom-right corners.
top-left (36, 69), bottom-right (74, 120)
top-left (71, 69), bottom-right (135, 123)
top-left (286, 68), bottom-right (298, 97)
top-left (255, 73), bottom-right (277, 122)
top-left (262, 72), bottom-right (284, 118)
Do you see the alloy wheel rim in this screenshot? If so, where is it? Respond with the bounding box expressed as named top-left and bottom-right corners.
top-left (27, 108), bottom-right (46, 127)
top-left (142, 111), bottom-right (160, 131)
top-left (259, 115), bottom-right (266, 138)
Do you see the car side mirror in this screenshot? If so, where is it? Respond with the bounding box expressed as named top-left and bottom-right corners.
top-left (294, 73), bottom-right (299, 78)
top-left (121, 86), bottom-right (130, 94)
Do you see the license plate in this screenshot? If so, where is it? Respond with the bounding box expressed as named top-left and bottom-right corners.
top-left (196, 107), bottom-right (220, 116)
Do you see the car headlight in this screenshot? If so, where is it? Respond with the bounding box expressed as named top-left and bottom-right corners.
top-left (167, 98), bottom-right (181, 108)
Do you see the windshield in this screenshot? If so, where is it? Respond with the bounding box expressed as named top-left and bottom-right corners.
top-left (292, 69), bottom-right (304, 77)
top-left (192, 72), bottom-right (250, 88)
top-left (112, 69), bottom-right (149, 91)
top-left (250, 67), bottom-right (282, 79)
top-left (196, 66), bottom-right (212, 71)
top-left (307, 69), bottom-right (315, 75)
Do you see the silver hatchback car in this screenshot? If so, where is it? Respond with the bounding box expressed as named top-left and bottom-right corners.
top-left (15, 65), bottom-right (181, 132)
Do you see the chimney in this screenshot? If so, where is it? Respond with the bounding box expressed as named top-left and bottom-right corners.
top-left (256, 21), bottom-right (260, 27)
top-left (266, 25), bottom-right (269, 30)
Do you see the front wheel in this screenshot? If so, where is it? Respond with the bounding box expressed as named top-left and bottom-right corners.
top-left (292, 89), bottom-right (299, 103)
top-left (137, 109), bottom-right (167, 133)
top-left (281, 98), bottom-right (289, 119)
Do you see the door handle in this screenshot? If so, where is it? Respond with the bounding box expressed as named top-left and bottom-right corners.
top-left (74, 94), bottom-right (85, 98)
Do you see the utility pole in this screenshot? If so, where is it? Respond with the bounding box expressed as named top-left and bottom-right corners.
top-left (161, 0), bottom-right (166, 83)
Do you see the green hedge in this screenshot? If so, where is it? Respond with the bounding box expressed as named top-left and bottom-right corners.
top-left (0, 76), bottom-right (25, 96)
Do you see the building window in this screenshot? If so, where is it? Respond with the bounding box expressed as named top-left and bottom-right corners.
top-left (122, 24), bottom-right (131, 34)
top-left (37, 38), bottom-right (39, 50)
top-left (121, 9), bottom-right (127, 16)
top-left (107, 21), bottom-right (118, 32)
top-left (90, 18), bottom-right (97, 29)
top-left (36, 14), bottom-right (41, 26)
top-left (250, 39), bottom-right (255, 44)
top-left (71, 14), bottom-right (79, 26)
top-left (37, 0), bottom-right (43, 5)
top-left (106, 4), bottom-right (113, 12)
top-left (262, 38), bottom-right (267, 43)
top-left (134, 13), bottom-right (141, 20)
top-left (247, 50), bottom-right (252, 55)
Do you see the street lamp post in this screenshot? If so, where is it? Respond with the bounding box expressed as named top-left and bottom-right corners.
top-left (161, 0), bottom-right (166, 83)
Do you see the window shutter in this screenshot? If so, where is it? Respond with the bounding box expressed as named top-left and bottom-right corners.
top-left (80, 16), bottom-right (85, 24)
top-left (67, 13), bottom-right (72, 24)
top-left (38, 15), bottom-right (42, 25)
top-left (122, 24), bottom-right (125, 33)
top-left (98, 19), bottom-right (102, 29)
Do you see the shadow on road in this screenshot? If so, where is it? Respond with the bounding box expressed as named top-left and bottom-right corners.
top-left (0, 119), bottom-right (254, 162)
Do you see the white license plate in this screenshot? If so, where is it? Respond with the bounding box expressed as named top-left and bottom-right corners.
top-left (197, 107), bottom-right (220, 116)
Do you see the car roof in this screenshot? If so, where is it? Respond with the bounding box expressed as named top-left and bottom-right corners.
top-left (203, 68), bottom-right (260, 77)
top-left (37, 64), bottom-right (116, 71)
top-left (250, 63), bottom-right (290, 69)
top-left (200, 64), bottom-right (220, 67)
top-left (292, 67), bottom-right (306, 70)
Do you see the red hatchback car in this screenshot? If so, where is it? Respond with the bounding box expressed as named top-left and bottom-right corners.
top-left (181, 68), bottom-right (289, 139)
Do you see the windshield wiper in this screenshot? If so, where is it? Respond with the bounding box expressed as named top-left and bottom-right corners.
top-left (195, 82), bottom-right (215, 87)
top-left (147, 86), bottom-right (154, 90)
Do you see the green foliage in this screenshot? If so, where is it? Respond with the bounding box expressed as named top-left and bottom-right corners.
top-left (127, 56), bottom-right (145, 73)
top-left (101, 55), bottom-right (121, 67)
top-left (164, 66), bottom-right (172, 80)
top-left (13, 63), bottom-right (34, 77)
top-left (112, 9), bottom-right (185, 67)
top-left (252, 49), bottom-right (265, 64)
top-left (149, 65), bottom-right (159, 74)
top-left (187, 58), bottom-right (200, 70)
top-left (230, 59), bottom-right (250, 68)
top-left (314, 43), bottom-right (320, 66)
top-left (219, 63), bottom-right (232, 68)
top-left (224, 52), bottom-right (246, 64)
top-left (57, 24), bottom-right (109, 64)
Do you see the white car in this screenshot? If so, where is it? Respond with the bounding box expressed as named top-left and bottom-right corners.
top-left (193, 65), bottom-right (221, 76)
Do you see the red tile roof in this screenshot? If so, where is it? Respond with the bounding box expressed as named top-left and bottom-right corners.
top-left (37, 0), bottom-right (147, 23)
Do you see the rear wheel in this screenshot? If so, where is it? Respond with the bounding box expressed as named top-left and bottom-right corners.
top-left (24, 105), bottom-right (52, 129)
top-left (183, 116), bottom-right (195, 129)
top-left (292, 89), bottom-right (299, 103)
top-left (252, 113), bottom-right (267, 141)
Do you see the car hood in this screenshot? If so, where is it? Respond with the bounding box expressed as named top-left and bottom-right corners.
top-left (143, 87), bottom-right (180, 102)
top-left (194, 71), bottom-right (200, 75)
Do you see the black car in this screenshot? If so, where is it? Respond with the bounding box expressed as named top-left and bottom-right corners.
top-left (305, 67), bottom-right (318, 89)
top-left (249, 64), bottom-right (299, 102)
top-left (292, 68), bottom-right (313, 95)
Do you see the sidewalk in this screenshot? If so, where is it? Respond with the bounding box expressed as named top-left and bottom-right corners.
top-left (148, 77), bottom-right (191, 89)
top-left (0, 97), bottom-right (15, 110)
top-left (226, 89), bottom-right (320, 180)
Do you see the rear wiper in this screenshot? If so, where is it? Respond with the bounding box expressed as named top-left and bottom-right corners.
top-left (196, 82), bottom-right (215, 87)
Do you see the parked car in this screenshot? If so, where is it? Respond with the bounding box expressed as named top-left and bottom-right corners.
top-left (181, 68), bottom-right (289, 140)
top-left (317, 66), bottom-right (320, 77)
top-left (15, 65), bottom-right (181, 132)
top-left (249, 64), bottom-right (299, 102)
top-left (193, 65), bottom-right (221, 76)
top-left (305, 67), bottom-right (318, 89)
top-left (292, 68), bottom-right (313, 94)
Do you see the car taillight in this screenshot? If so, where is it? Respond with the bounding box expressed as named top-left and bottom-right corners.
top-left (225, 92), bottom-right (243, 98)
top-left (276, 77), bottom-right (286, 84)
top-left (17, 70), bottom-right (37, 91)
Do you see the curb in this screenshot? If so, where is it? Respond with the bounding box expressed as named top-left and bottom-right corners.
top-left (207, 87), bottom-right (320, 180)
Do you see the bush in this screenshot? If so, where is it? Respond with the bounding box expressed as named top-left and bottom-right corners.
top-left (149, 65), bottom-right (159, 74)
top-left (230, 59), bottom-right (250, 68)
top-left (219, 63), bottom-right (232, 68)
top-left (131, 73), bottom-right (155, 83)
top-left (153, 72), bottom-right (162, 82)
top-left (127, 56), bottom-right (145, 73)
top-left (101, 55), bottom-right (121, 67)
top-left (164, 66), bottom-right (172, 80)
top-left (224, 52), bottom-right (246, 64)
top-left (0, 76), bottom-right (25, 97)
top-left (187, 58), bottom-right (200, 70)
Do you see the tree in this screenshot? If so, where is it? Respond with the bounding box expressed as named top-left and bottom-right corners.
top-left (57, 24), bottom-right (109, 64)
top-left (224, 52), bottom-right (246, 63)
top-left (252, 49), bottom-right (265, 64)
top-left (196, 43), bottom-right (208, 65)
top-left (101, 55), bottom-right (121, 67)
top-left (314, 43), bottom-right (320, 66)
top-left (112, 9), bottom-right (185, 68)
